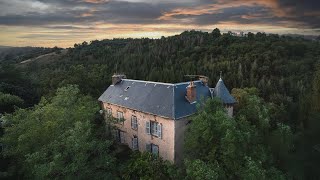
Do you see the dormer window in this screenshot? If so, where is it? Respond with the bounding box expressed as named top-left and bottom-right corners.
top-left (124, 86), bottom-right (130, 91)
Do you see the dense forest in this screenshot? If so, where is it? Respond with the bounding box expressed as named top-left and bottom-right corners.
top-left (0, 29), bottom-right (319, 179)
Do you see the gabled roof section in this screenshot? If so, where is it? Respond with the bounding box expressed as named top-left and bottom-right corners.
top-left (174, 81), bottom-right (211, 119)
top-left (98, 79), bottom-right (174, 119)
top-left (214, 78), bottom-right (236, 104)
top-left (98, 79), bottom-right (211, 120)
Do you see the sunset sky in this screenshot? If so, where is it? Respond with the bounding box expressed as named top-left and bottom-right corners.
top-left (0, 0), bottom-right (319, 48)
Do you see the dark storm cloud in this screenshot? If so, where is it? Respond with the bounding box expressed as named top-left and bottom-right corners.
top-left (278, 0), bottom-right (320, 12)
top-left (276, 0), bottom-right (320, 28)
top-left (18, 33), bottom-right (95, 40)
top-left (0, 0), bottom-right (178, 26)
top-left (44, 25), bottom-right (96, 30)
top-left (36, 0), bottom-right (110, 6)
top-left (0, 12), bottom-right (93, 26)
top-left (0, 0), bottom-right (319, 29)
top-left (92, 1), bottom-right (164, 24)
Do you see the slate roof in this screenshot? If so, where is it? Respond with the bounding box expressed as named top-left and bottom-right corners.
top-left (98, 79), bottom-right (211, 120)
top-left (214, 78), bottom-right (236, 104)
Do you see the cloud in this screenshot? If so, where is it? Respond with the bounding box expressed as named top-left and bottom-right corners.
top-left (1, 0), bottom-right (319, 28)
top-left (0, 0), bottom-right (51, 16)
top-left (158, 0), bottom-right (320, 28)
top-left (0, 0), bottom-right (319, 47)
top-left (81, 0), bottom-right (110, 3)
top-left (275, 0), bottom-right (320, 28)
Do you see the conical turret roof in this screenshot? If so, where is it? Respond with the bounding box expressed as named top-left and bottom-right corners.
top-left (214, 78), bottom-right (236, 104)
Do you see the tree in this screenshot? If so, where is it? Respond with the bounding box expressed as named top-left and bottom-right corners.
top-left (287, 62), bottom-right (320, 179)
top-left (1, 85), bottom-right (116, 179)
top-left (212, 28), bottom-right (221, 39)
top-left (185, 159), bottom-right (220, 180)
top-left (311, 62), bottom-right (320, 112)
top-left (247, 32), bottom-right (255, 39)
top-left (184, 96), bottom-right (289, 179)
top-left (0, 92), bottom-right (24, 113)
top-left (121, 152), bottom-right (181, 180)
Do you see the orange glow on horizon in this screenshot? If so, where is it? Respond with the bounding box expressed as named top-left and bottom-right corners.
top-left (1, 21), bottom-right (318, 48)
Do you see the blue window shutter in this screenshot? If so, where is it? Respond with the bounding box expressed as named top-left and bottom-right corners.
top-left (135, 118), bottom-right (138, 129)
top-left (157, 123), bottom-right (162, 139)
top-left (146, 121), bottom-right (150, 134)
top-left (150, 122), bottom-right (154, 135)
top-left (120, 131), bottom-right (125, 143)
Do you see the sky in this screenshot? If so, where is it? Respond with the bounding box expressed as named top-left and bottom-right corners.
top-left (0, 0), bottom-right (319, 48)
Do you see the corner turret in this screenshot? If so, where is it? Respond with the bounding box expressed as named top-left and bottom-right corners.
top-left (212, 72), bottom-right (236, 117)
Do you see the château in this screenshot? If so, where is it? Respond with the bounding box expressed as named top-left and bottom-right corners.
top-left (98, 74), bottom-right (235, 163)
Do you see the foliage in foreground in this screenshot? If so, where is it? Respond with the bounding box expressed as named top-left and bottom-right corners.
top-left (121, 152), bottom-right (181, 180)
top-left (1, 85), bottom-right (116, 179)
top-left (184, 90), bottom-right (293, 179)
top-left (1, 84), bottom-right (319, 179)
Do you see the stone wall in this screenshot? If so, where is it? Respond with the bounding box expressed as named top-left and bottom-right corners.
top-left (102, 103), bottom-right (176, 162)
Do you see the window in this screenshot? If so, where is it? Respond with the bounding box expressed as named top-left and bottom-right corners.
top-left (117, 111), bottom-right (124, 123)
top-left (119, 131), bottom-right (125, 143)
top-left (151, 121), bottom-right (158, 135)
top-left (132, 137), bottom-right (138, 150)
top-left (146, 121), bottom-right (162, 138)
top-left (146, 143), bottom-right (159, 156)
top-left (106, 108), bottom-right (112, 115)
top-left (131, 115), bottom-right (138, 130)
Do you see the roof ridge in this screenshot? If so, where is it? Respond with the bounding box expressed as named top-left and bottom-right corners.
top-left (174, 80), bottom-right (202, 86)
top-left (122, 79), bottom-right (174, 86)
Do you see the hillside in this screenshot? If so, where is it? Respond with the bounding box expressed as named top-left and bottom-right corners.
top-left (0, 45), bottom-right (12, 49)
top-left (0, 46), bottom-right (12, 53)
top-left (1, 30), bottom-right (319, 126)
top-left (0, 46), bottom-right (62, 63)
top-left (19, 49), bottom-right (67, 65)
top-left (1, 29), bottom-right (320, 179)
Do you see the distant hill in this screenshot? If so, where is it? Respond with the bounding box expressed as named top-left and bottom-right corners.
top-left (19, 49), bottom-right (67, 65)
top-left (0, 45), bottom-right (13, 53)
top-left (0, 45), bottom-right (12, 49)
top-left (0, 46), bottom-right (63, 63)
top-left (283, 34), bottom-right (320, 41)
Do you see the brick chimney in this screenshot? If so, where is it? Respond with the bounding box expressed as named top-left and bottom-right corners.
top-left (186, 81), bottom-right (196, 103)
top-left (112, 74), bottom-right (126, 85)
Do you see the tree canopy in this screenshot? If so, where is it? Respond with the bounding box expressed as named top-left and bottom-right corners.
top-left (184, 90), bottom-right (293, 179)
top-left (1, 85), bottom-right (116, 179)
top-left (0, 92), bottom-right (24, 113)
